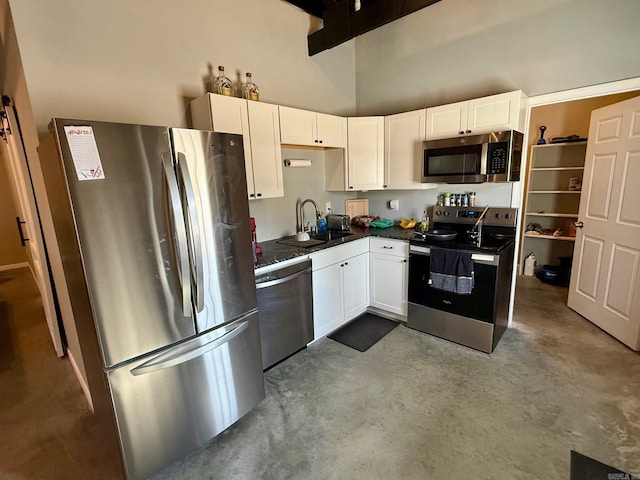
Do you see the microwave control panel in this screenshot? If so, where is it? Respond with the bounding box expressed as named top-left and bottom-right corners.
top-left (486, 142), bottom-right (508, 174)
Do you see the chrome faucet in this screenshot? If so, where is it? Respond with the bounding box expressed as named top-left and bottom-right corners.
top-left (296, 198), bottom-right (320, 233)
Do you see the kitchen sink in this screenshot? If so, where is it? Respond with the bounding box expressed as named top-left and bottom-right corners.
top-left (311, 230), bottom-right (354, 241)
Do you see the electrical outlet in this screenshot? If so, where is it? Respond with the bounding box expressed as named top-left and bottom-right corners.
top-left (389, 199), bottom-right (400, 210)
top-left (325, 202), bottom-right (332, 214)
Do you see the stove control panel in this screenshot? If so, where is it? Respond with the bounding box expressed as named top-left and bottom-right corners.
top-left (429, 206), bottom-right (518, 227)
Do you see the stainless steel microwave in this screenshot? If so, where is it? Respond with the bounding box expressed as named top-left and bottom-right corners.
top-left (422, 130), bottom-right (523, 184)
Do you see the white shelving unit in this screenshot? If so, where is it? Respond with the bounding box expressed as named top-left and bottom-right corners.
top-left (521, 141), bottom-right (587, 272)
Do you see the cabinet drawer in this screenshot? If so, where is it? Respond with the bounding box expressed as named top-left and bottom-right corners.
top-left (369, 237), bottom-right (408, 258)
top-left (310, 237), bottom-right (369, 271)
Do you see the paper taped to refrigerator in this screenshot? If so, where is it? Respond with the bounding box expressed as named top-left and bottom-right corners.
top-left (64, 126), bottom-right (105, 180)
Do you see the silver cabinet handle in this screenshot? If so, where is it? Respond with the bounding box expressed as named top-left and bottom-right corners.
top-left (255, 267), bottom-right (311, 289)
top-left (177, 153), bottom-right (204, 313)
top-left (130, 319), bottom-right (250, 376)
top-left (574, 221), bottom-right (584, 228)
top-left (162, 153), bottom-right (191, 317)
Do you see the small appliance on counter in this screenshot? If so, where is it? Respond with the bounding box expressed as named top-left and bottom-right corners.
top-left (327, 214), bottom-right (351, 232)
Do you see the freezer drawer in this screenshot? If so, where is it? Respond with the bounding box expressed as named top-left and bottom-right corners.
top-left (107, 312), bottom-right (265, 480)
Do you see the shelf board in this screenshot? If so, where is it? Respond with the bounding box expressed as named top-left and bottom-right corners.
top-left (529, 190), bottom-right (582, 194)
top-left (524, 232), bottom-right (576, 241)
top-left (525, 212), bottom-right (578, 218)
top-left (532, 141), bottom-right (588, 148)
top-left (530, 166), bottom-right (585, 171)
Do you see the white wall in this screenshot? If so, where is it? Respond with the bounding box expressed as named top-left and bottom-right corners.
top-left (250, 147), bottom-right (357, 241)
top-left (9, 0), bottom-right (357, 133)
top-left (354, 0), bottom-right (640, 115)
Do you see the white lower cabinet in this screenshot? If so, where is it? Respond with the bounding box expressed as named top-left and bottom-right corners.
top-left (310, 238), bottom-right (369, 340)
top-left (369, 238), bottom-right (408, 316)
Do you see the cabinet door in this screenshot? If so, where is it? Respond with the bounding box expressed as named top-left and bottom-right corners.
top-left (347, 117), bottom-right (384, 191)
top-left (370, 252), bottom-right (407, 316)
top-left (279, 106), bottom-right (317, 146)
top-left (342, 252), bottom-right (369, 321)
top-left (316, 113), bottom-right (347, 148)
top-left (312, 263), bottom-right (344, 339)
top-left (247, 102), bottom-right (284, 199)
top-left (384, 109), bottom-right (428, 189)
top-left (466, 91), bottom-right (521, 134)
top-left (208, 94), bottom-right (248, 135)
top-left (425, 101), bottom-right (468, 139)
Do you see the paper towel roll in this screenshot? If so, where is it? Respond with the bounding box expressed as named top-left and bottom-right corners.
top-left (284, 159), bottom-right (312, 167)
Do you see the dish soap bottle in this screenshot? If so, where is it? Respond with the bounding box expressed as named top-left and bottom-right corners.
top-left (420, 211), bottom-right (429, 233)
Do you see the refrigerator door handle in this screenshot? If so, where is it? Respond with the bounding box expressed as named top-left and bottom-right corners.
top-left (130, 318), bottom-right (250, 376)
top-left (161, 152), bottom-right (192, 317)
top-left (176, 153), bottom-right (204, 313)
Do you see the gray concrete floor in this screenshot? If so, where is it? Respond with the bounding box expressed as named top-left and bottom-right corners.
top-left (1, 268), bottom-right (639, 479)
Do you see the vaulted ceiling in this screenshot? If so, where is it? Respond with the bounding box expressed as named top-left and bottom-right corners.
top-left (283, 0), bottom-right (441, 55)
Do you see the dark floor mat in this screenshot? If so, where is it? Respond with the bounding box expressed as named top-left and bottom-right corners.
top-left (327, 313), bottom-right (399, 352)
top-left (570, 450), bottom-right (635, 479)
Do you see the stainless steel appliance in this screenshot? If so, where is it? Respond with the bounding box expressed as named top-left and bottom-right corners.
top-left (327, 214), bottom-right (351, 231)
top-left (255, 259), bottom-right (313, 370)
top-left (422, 130), bottom-right (523, 183)
top-left (407, 206), bottom-right (517, 353)
top-left (39, 119), bottom-right (265, 480)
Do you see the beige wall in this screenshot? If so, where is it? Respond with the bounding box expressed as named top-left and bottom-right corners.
top-left (8, 0), bottom-right (357, 133)
top-left (354, 0), bottom-right (640, 115)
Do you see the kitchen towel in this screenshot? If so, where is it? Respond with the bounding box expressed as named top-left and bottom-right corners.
top-left (429, 248), bottom-right (474, 295)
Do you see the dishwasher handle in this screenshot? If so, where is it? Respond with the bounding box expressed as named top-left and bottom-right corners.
top-left (256, 266), bottom-right (311, 289)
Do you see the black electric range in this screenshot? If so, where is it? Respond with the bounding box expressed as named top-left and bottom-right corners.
top-left (407, 206), bottom-right (518, 353)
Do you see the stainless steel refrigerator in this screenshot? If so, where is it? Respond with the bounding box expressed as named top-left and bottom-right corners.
top-left (39, 119), bottom-right (265, 479)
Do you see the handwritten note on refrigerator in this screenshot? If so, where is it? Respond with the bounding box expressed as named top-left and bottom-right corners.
top-left (64, 126), bottom-right (105, 180)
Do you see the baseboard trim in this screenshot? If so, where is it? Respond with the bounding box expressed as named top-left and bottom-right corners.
top-left (0, 262), bottom-right (30, 272)
top-left (67, 349), bottom-right (94, 412)
top-left (367, 306), bottom-right (407, 323)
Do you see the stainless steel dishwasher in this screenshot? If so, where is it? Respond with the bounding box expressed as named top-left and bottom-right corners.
top-left (255, 259), bottom-right (313, 370)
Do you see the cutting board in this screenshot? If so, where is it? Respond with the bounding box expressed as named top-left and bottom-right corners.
top-left (345, 199), bottom-right (369, 218)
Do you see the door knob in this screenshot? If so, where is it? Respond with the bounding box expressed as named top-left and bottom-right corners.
top-left (574, 221), bottom-right (584, 228)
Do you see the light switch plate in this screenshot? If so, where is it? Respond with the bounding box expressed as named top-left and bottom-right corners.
top-left (325, 202), bottom-right (332, 214)
top-left (389, 199), bottom-right (400, 210)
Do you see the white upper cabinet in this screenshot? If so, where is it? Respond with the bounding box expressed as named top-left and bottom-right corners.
top-left (246, 101), bottom-right (284, 200)
top-left (426, 90), bottom-right (527, 140)
top-left (190, 94), bottom-right (283, 200)
top-left (279, 106), bottom-right (347, 148)
top-left (347, 116), bottom-right (384, 191)
top-left (384, 108), bottom-right (435, 190)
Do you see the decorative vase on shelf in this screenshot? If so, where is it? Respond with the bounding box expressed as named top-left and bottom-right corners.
top-left (215, 65), bottom-right (233, 96)
top-left (242, 72), bottom-right (259, 101)
top-left (537, 125), bottom-right (547, 145)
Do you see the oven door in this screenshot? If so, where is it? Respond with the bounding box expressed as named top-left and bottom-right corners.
top-left (408, 245), bottom-right (498, 323)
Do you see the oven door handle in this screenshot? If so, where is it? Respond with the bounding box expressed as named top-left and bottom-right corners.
top-left (409, 246), bottom-right (497, 264)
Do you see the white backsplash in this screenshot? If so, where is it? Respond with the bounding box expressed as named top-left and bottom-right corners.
top-left (249, 148), bottom-right (357, 242)
top-left (359, 183), bottom-right (515, 221)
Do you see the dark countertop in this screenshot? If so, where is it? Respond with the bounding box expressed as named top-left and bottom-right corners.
top-left (255, 226), bottom-right (416, 269)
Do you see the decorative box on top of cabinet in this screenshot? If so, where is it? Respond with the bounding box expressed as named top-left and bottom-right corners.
top-left (425, 90), bottom-right (527, 140)
top-left (190, 93), bottom-right (284, 200)
top-left (279, 105), bottom-right (347, 148)
top-left (520, 141), bottom-right (587, 272)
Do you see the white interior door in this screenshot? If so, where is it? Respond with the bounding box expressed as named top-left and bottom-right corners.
top-left (2, 101), bottom-right (64, 356)
top-left (567, 95), bottom-right (640, 350)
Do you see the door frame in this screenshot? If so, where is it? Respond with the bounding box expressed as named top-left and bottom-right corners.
top-left (507, 77), bottom-right (640, 324)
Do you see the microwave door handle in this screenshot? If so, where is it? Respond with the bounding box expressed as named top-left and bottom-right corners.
top-left (176, 153), bottom-right (204, 313)
top-left (480, 142), bottom-right (488, 175)
top-left (161, 153), bottom-right (192, 317)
